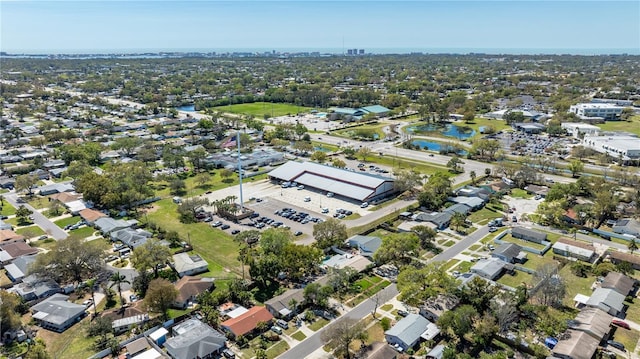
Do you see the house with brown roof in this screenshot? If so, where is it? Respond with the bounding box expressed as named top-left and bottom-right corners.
top-left (568, 307), bottom-right (612, 341)
top-left (552, 237), bottom-right (597, 263)
top-left (220, 306), bottom-right (273, 339)
top-left (552, 329), bottom-right (600, 359)
top-left (49, 192), bottom-right (82, 204)
top-left (173, 276), bottom-right (215, 309)
top-left (0, 230), bottom-right (25, 242)
top-left (79, 208), bottom-right (108, 225)
top-left (0, 240), bottom-right (38, 264)
top-left (601, 271), bottom-right (636, 297)
top-left (608, 251), bottom-right (640, 270)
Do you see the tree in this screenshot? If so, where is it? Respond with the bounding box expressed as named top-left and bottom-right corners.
top-left (236, 229), bottom-right (261, 246)
top-left (450, 212), bottom-right (467, 233)
top-left (393, 170), bottom-right (422, 193)
top-left (15, 174), bottom-right (38, 195)
top-left (533, 264), bottom-right (565, 307)
top-left (0, 291), bottom-right (24, 335)
top-left (373, 232), bottom-right (419, 266)
top-left (568, 159), bottom-right (584, 177)
top-left (629, 239), bottom-right (639, 254)
top-left (469, 170), bottom-right (477, 185)
top-left (110, 271), bottom-right (131, 308)
top-left (437, 305), bottom-right (478, 342)
top-left (170, 179), bottom-right (187, 196)
top-left (144, 278), bottom-right (178, 320)
top-left (30, 237), bottom-right (105, 285)
top-left (621, 107), bottom-right (634, 121)
top-left (176, 197), bottom-right (209, 223)
top-left (413, 225), bottom-right (437, 249)
top-left (23, 340), bottom-right (51, 359)
top-left (196, 173), bottom-right (212, 188)
top-left (418, 172), bottom-right (451, 210)
top-left (293, 141), bottom-right (313, 154)
top-left (15, 205), bottom-right (34, 225)
top-left (131, 239), bottom-right (172, 278)
top-left (310, 151), bottom-right (328, 163)
top-left (220, 168), bottom-right (235, 183)
top-left (446, 156), bottom-right (463, 173)
top-left (357, 147), bottom-right (372, 162)
top-left (321, 318), bottom-right (368, 359)
top-left (112, 137), bottom-right (142, 157)
top-left (303, 282), bottom-right (332, 308)
top-left (313, 218), bottom-right (348, 250)
top-left (187, 148), bottom-right (207, 173)
top-left (48, 199), bottom-right (63, 216)
top-left (503, 111), bottom-right (524, 125)
top-left (331, 158), bottom-right (346, 168)
top-left (397, 263), bottom-right (458, 307)
top-left (490, 292), bottom-right (519, 333)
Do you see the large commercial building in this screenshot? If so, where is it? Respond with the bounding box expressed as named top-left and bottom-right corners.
top-left (561, 123), bottom-right (601, 138)
top-left (569, 103), bottom-right (624, 120)
top-left (582, 134), bottom-right (640, 160)
top-left (268, 161), bottom-right (396, 202)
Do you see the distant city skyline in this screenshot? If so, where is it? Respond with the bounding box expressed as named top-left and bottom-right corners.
top-left (1, 1), bottom-right (639, 55)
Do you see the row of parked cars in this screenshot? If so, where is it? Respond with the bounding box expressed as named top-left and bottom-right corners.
top-left (275, 208), bottom-right (323, 226)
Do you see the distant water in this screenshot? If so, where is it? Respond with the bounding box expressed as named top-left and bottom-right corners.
top-left (406, 123), bottom-right (476, 140)
top-left (412, 140), bottom-right (468, 155)
top-left (176, 105), bottom-right (195, 112)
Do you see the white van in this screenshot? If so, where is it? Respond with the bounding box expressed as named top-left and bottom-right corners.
top-left (360, 202), bottom-right (369, 208)
top-left (304, 196), bottom-right (311, 202)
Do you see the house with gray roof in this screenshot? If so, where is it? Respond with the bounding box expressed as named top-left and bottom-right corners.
top-left (552, 238), bottom-right (597, 263)
top-left (552, 329), bottom-right (600, 359)
top-left (265, 288), bottom-right (304, 319)
top-left (471, 259), bottom-right (509, 280)
top-left (10, 275), bottom-right (61, 301)
top-left (347, 235), bottom-right (382, 258)
top-left (171, 253), bottom-right (209, 277)
top-left (419, 294), bottom-right (459, 322)
top-left (111, 228), bottom-right (152, 249)
top-left (511, 227), bottom-right (547, 244)
top-left (4, 254), bottom-right (37, 283)
top-left (601, 272), bottom-right (636, 297)
top-left (112, 314), bottom-right (149, 334)
top-left (165, 319), bottom-right (227, 359)
top-left (37, 182), bottom-right (74, 196)
top-left (585, 287), bottom-right (626, 317)
top-left (31, 294), bottom-right (86, 332)
top-left (448, 196), bottom-right (485, 210)
top-left (443, 203), bottom-right (471, 216)
top-left (94, 217), bottom-right (131, 235)
top-left (412, 211), bottom-right (451, 230)
top-left (568, 307), bottom-right (612, 341)
top-left (384, 313), bottom-right (431, 351)
top-left (426, 345), bottom-right (446, 359)
top-left (491, 243), bottom-right (525, 264)
top-left (612, 218), bottom-right (640, 237)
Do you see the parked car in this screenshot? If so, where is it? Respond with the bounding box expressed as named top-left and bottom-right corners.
top-left (211, 221), bottom-right (223, 227)
top-left (321, 208), bottom-right (329, 214)
top-left (276, 319), bottom-right (289, 329)
top-left (397, 310), bottom-right (409, 317)
top-left (221, 224), bottom-right (230, 230)
top-left (304, 196), bottom-right (311, 202)
top-left (294, 231), bottom-right (303, 236)
top-left (270, 326), bottom-right (283, 335)
top-left (612, 319), bottom-right (630, 330)
top-left (326, 192), bottom-right (334, 197)
top-left (231, 229), bottom-right (240, 235)
top-left (360, 202), bottom-right (369, 208)
top-left (607, 340), bottom-right (625, 351)
top-left (297, 185), bottom-right (305, 190)
top-left (489, 227), bottom-right (498, 232)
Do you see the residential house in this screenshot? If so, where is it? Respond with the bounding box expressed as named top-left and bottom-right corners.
top-left (347, 235), bottom-right (382, 258)
top-left (443, 203), bottom-right (471, 216)
top-left (0, 239), bottom-right (38, 263)
top-left (0, 220), bottom-right (12, 231)
top-left (63, 200), bottom-right (87, 215)
top-left (4, 254), bottom-right (37, 283)
top-left (412, 212), bottom-right (452, 230)
top-left (220, 306), bottom-right (273, 339)
top-left (419, 294), bottom-right (460, 322)
top-left (511, 227), bottom-right (547, 243)
top-left (567, 307), bottom-right (612, 341)
top-left (94, 217), bottom-right (131, 235)
top-left (111, 228), bottom-right (153, 249)
top-left (360, 342), bottom-right (397, 359)
top-left (609, 251), bottom-right (640, 270)
top-left (523, 184), bottom-right (549, 198)
top-left (9, 274), bottom-right (61, 301)
top-left (385, 314), bottom-right (432, 351)
top-left (125, 338), bottom-right (152, 357)
top-left (448, 196), bottom-right (485, 210)
top-left (149, 327), bottom-right (169, 346)
top-left (174, 276), bottom-right (215, 309)
top-left (219, 302), bottom-right (249, 319)
top-left (131, 348), bottom-right (165, 359)
top-left (585, 288), bottom-right (626, 317)
top-left (491, 243), bottom-right (525, 264)
top-left (471, 258), bottom-right (510, 280)
top-left (165, 319), bottom-right (227, 359)
top-left (322, 254), bottom-right (372, 273)
top-left (31, 294), bottom-right (86, 332)
top-left (601, 272), bottom-right (636, 297)
top-left (552, 238), bottom-right (597, 263)
top-left (612, 218), bottom-right (640, 237)
top-left (171, 253), bottom-right (209, 277)
top-left (551, 330), bottom-right (600, 359)
top-left (0, 230), bottom-right (25, 242)
top-left (79, 208), bottom-right (107, 225)
top-left (112, 313), bottom-right (149, 334)
top-left (0, 177), bottom-right (16, 189)
top-left (265, 288), bottom-right (304, 319)
top-left (49, 191), bottom-right (82, 204)
top-left (37, 182), bottom-right (74, 196)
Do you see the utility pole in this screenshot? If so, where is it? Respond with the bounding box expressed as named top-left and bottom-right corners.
top-left (237, 130), bottom-right (244, 212)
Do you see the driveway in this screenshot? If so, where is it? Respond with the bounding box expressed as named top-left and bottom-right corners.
top-left (4, 192), bottom-right (68, 240)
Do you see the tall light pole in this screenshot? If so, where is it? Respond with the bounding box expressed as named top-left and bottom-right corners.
top-left (237, 130), bottom-right (244, 212)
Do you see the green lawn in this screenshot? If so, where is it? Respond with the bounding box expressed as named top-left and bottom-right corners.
top-left (468, 208), bottom-right (505, 225)
top-left (291, 331), bottom-right (307, 341)
top-left (456, 261), bottom-right (473, 273)
top-left (380, 304), bottom-right (394, 312)
top-left (68, 226), bottom-right (96, 240)
top-left (442, 240), bottom-right (455, 247)
top-left (31, 238), bottom-right (58, 250)
top-left (311, 141), bottom-right (340, 153)
top-left (520, 250), bottom-right (559, 272)
top-left (510, 188), bottom-right (533, 199)
top-left (214, 102), bottom-right (312, 117)
top-left (146, 199), bottom-right (242, 278)
top-left (27, 196), bottom-right (49, 210)
top-left (499, 234), bottom-right (548, 250)
top-left (308, 318), bottom-right (330, 331)
top-left (16, 225), bottom-right (45, 238)
top-left (365, 153), bottom-right (451, 177)
top-left (597, 115), bottom-right (640, 136)
top-left (611, 328), bottom-right (640, 353)
top-left (333, 123), bottom-right (387, 140)
top-left (0, 202), bottom-right (16, 216)
top-left (469, 244), bottom-right (481, 251)
top-left (150, 171), bottom-right (267, 199)
top-left (266, 341), bottom-right (290, 359)
top-left (623, 298), bottom-right (640, 324)
top-left (167, 307), bottom-right (194, 319)
top-left (464, 117), bottom-right (512, 136)
top-left (40, 316), bottom-right (96, 359)
top-left (54, 216), bottom-right (80, 228)
top-left (497, 269), bottom-right (532, 288)
top-left (558, 265), bottom-right (595, 307)
top-left (442, 259), bottom-right (460, 271)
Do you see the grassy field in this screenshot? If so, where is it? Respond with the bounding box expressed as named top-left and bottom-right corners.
top-left (68, 226), bottom-right (96, 240)
top-left (465, 117), bottom-right (512, 136)
top-left (16, 225), bottom-right (45, 238)
top-left (54, 216), bottom-right (80, 228)
top-left (500, 234), bottom-right (548, 250)
top-left (510, 188), bottom-right (533, 199)
top-left (1, 202), bottom-right (16, 216)
top-left (558, 265), bottom-right (595, 307)
top-left (214, 102), bottom-right (312, 117)
top-left (308, 318), bottom-right (330, 331)
top-left (497, 269), bottom-right (531, 288)
top-left (145, 199), bottom-right (242, 278)
top-left (333, 123), bottom-right (387, 140)
top-left (27, 196), bottom-right (49, 210)
top-left (597, 115), bottom-right (640, 136)
top-left (38, 316), bottom-right (95, 359)
top-left (366, 153), bottom-right (451, 177)
top-left (468, 208), bottom-right (505, 225)
top-left (150, 170), bottom-right (267, 199)
top-left (266, 341), bottom-right (290, 359)
top-left (611, 327), bottom-right (640, 353)
top-left (291, 331), bottom-right (307, 341)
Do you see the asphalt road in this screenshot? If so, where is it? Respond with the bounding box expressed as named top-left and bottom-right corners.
top-left (4, 192), bottom-right (68, 240)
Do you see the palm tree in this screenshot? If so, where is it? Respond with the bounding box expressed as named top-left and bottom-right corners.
top-left (109, 272), bottom-right (131, 308)
top-left (629, 239), bottom-right (638, 254)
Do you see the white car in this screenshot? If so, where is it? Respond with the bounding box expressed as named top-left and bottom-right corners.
top-left (326, 192), bottom-right (334, 198)
top-left (360, 202), bottom-right (369, 208)
top-left (303, 197), bottom-right (311, 202)
top-left (321, 208), bottom-right (329, 214)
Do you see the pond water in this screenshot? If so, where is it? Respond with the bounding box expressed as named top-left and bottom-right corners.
top-left (411, 140), bottom-right (468, 155)
top-left (405, 123), bottom-right (476, 139)
top-left (176, 105), bottom-right (196, 112)
top-left (314, 146), bottom-right (332, 152)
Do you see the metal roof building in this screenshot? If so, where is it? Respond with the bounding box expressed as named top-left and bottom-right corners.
top-left (268, 161), bottom-right (395, 202)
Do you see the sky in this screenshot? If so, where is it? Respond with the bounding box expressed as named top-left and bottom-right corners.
top-left (1, 1), bottom-right (639, 54)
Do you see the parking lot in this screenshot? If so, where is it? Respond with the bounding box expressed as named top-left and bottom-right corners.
top-left (495, 131), bottom-right (572, 158)
top-left (504, 195), bottom-right (543, 223)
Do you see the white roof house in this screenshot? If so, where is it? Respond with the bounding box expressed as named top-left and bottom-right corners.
top-left (172, 253), bottom-right (209, 277)
top-left (582, 135), bottom-right (640, 159)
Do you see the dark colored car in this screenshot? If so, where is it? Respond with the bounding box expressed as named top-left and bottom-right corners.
top-left (607, 340), bottom-right (625, 351)
top-left (221, 224), bottom-right (230, 230)
top-left (231, 229), bottom-right (240, 235)
top-left (397, 310), bottom-right (409, 317)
